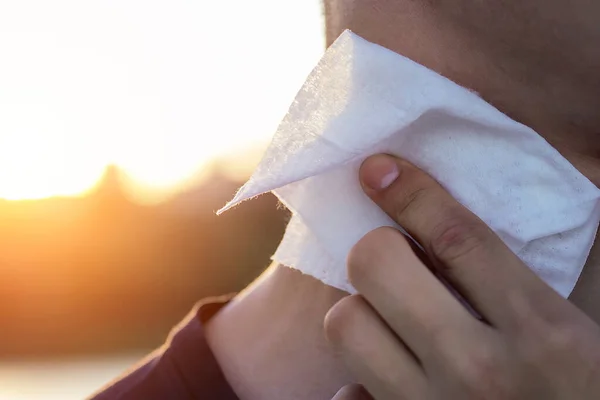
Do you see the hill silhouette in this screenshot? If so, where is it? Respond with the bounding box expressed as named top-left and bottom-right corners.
top-left (0, 165), bottom-right (287, 358)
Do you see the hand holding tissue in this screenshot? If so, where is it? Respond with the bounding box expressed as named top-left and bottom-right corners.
top-left (219, 30), bottom-right (600, 298)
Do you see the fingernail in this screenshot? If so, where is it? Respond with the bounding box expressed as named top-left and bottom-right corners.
top-left (331, 384), bottom-right (372, 400)
top-left (360, 154), bottom-right (399, 191)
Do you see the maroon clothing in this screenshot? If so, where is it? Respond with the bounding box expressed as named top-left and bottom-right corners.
top-left (90, 295), bottom-right (239, 400)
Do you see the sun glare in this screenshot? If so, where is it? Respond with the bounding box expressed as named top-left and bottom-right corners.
top-left (0, 0), bottom-right (324, 202)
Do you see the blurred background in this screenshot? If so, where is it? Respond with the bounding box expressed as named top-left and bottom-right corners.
top-left (0, 1), bottom-right (324, 398)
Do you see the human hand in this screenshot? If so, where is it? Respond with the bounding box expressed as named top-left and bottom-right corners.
top-left (325, 154), bottom-right (600, 399)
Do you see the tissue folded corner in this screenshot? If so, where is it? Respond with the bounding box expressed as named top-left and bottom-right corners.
top-left (223, 30), bottom-right (600, 298)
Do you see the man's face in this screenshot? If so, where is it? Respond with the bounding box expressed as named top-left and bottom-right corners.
top-left (325, 0), bottom-right (600, 60)
top-left (324, 0), bottom-right (600, 143)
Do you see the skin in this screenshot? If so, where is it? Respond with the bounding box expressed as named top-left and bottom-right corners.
top-left (327, 155), bottom-right (600, 399)
top-left (332, 384), bottom-right (372, 400)
top-left (205, 1), bottom-right (600, 399)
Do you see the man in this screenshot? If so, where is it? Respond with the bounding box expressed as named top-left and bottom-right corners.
top-left (92, 0), bottom-right (600, 399)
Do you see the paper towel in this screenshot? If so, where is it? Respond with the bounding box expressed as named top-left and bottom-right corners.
top-left (219, 30), bottom-right (600, 298)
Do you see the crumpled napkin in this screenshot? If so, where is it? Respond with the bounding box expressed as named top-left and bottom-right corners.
top-left (219, 30), bottom-right (600, 297)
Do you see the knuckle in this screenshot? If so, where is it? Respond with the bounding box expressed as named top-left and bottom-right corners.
top-left (455, 344), bottom-right (510, 399)
top-left (544, 324), bottom-right (582, 352)
top-left (429, 214), bottom-right (488, 265)
top-left (461, 346), bottom-right (498, 378)
top-left (324, 295), bottom-right (366, 344)
top-left (347, 227), bottom-right (399, 287)
top-left (535, 324), bottom-right (600, 383)
top-left (524, 322), bottom-right (588, 364)
top-left (392, 185), bottom-right (430, 222)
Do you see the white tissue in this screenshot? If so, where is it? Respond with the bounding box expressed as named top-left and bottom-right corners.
top-left (219, 30), bottom-right (600, 298)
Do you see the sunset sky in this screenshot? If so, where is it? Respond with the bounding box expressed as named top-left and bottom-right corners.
top-left (0, 0), bottom-right (324, 203)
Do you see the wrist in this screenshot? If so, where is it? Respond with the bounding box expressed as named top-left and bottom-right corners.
top-left (205, 263), bottom-right (354, 400)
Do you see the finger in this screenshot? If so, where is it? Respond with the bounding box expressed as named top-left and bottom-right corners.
top-left (325, 294), bottom-right (428, 400)
top-left (347, 228), bottom-right (488, 365)
top-left (359, 154), bottom-right (556, 328)
top-left (330, 384), bottom-right (373, 400)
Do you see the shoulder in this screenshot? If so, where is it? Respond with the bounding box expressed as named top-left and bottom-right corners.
top-left (89, 295), bottom-right (238, 400)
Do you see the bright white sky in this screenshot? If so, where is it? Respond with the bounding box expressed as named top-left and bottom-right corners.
top-left (0, 0), bottom-right (324, 202)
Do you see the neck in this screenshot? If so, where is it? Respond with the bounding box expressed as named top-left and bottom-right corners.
top-left (325, 0), bottom-right (600, 186)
